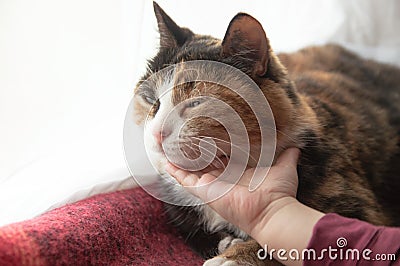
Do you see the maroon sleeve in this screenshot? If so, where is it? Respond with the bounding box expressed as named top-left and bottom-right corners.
top-left (304, 213), bottom-right (400, 265)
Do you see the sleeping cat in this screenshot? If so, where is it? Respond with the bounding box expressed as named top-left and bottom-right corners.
top-left (133, 2), bottom-right (400, 265)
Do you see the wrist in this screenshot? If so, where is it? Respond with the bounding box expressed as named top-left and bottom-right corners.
top-left (249, 196), bottom-right (298, 240)
top-left (251, 200), bottom-right (324, 265)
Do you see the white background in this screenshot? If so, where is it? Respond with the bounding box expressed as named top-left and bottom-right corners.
top-left (0, 0), bottom-right (399, 225)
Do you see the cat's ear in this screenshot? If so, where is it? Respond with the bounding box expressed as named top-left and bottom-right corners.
top-left (153, 2), bottom-right (193, 48)
top-left (221, 13), bottom-right (271, 77)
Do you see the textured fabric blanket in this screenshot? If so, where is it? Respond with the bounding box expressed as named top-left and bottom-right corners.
top-left (0, 187), bottom-right (203, 265)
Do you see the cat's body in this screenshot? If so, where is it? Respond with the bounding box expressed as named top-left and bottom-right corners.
top-left (162, 44), bottom-right (400, 263)
top-left (133, 3), bottom-right (400, 265)
top-left (281, 45), bottom-right (400, 225)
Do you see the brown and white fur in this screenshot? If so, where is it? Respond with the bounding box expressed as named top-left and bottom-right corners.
top-left (133, 3), bottom-right (400, 265)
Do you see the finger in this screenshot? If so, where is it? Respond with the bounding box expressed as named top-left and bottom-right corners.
top-left (233, 167), bottom-right (256, 186)
top-left (192, 176), bottom-right (238, 205)
top-left (275, 147), bottom-right (300, 168)
top-left (165, 163), bottom-right (199, 186)
top-left (216, 163), bottom-right (255, 187)
top-left (197, 172), bottom-right (219, 186)
top-left (202, 169), bottom-right (224, 177)
top-left (247, 167), bottom-right (271, 191)
top-left (167, 161), bottom-right (205, 177)
top-left (166, 163), bottom-right (221, 183)
top-left (166, 163), bottom-right (239, 204)
top-left (199, 156), bottom-right (229, 173)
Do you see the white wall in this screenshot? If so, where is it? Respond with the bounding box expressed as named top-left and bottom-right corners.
top-left (0, 0), bottom-right (141, 224)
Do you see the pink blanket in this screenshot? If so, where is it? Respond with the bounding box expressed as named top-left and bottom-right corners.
top-left (0, 187), bottom-right (203, 265)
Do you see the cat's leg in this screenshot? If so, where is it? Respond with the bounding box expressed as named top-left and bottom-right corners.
top-left (203, 239), bottom-right (282, 266)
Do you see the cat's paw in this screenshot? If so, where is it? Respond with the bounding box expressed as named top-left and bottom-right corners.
top-left (206, 239), bottom-right (271, 266)
top-left (218, 236), bottom-right (244, 253)
top-left (202, 236), bottom-right (248, 266)
top-left (203, 256), bottom-right (244, 266)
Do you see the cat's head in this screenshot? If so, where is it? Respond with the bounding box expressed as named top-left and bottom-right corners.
top-left (134, 2), bottom-right (299, 173)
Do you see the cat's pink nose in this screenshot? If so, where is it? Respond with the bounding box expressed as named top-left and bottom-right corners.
top-left (153, 129), bottom-right (171, 145)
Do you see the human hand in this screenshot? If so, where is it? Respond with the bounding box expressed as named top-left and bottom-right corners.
top-left (165, 147), bottom-right (301, 238)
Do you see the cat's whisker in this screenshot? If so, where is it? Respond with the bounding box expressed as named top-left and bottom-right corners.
top-left (194, 136), bottom-right (258, 163)
top-left (182, 142), bottom-right (204, 169)
top-left (193, 136), bottom-right (259, 166)
top-left (194, 136), bottom-right (243, 156)
top-left (183, 142), bottom-right (200, 157)
top-left (186, 141), bottom-right (218, 158)
top-left (187, 141), bottom-right (227, 168)
top-left (183, 136), bottom-right (227, 159)
top-left (180, 144), bottom-right (192, 159)
top-left (183, 140), bottom-right (227, 170)
top-left (182, 143), bottom-right (202, 169)
top-left (190, 136), bottom-right (230, 159)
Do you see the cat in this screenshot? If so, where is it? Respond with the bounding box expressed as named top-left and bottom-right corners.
top-left (133, 2), bottom-right (400, 265)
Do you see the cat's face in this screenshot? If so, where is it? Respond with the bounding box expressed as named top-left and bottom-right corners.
top-left (133, 3), bottom-right (295, 174)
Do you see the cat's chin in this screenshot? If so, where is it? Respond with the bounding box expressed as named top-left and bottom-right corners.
top-left (150, 146), bottom-right (230, 174)
top-left (166, 155), bottom-right (228, 173)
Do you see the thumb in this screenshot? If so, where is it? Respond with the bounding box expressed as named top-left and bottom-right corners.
top-left (275, 148), bottom-right (301, 168)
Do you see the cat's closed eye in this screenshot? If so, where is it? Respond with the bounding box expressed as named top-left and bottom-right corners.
top-left (186, 100), bottom-right (201, 108)
top-left (143, 95), bottom-right (157, 105)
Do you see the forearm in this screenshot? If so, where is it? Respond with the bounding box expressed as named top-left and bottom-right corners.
top-left (250, 198), bottom-right (324, 266)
